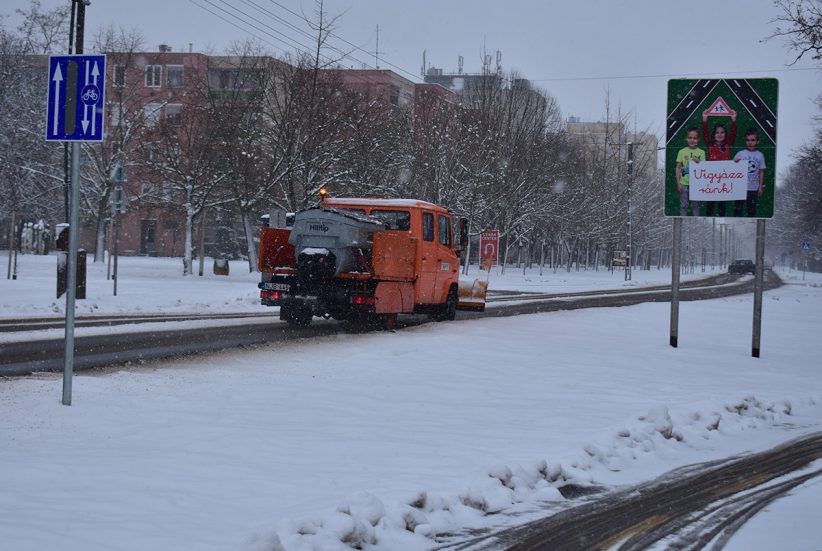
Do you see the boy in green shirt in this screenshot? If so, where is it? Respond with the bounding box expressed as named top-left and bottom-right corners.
top-left (676, 127), bottom-right (706, 216)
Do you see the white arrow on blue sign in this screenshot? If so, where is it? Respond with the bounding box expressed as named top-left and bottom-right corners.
top-left (801, 242), bottom-right (811, 250)
top-left (46, 54), bottom-right (106, 142)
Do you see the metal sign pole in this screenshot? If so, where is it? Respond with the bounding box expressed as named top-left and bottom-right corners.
top-left (113, 184), bottom-right (121, 296)
top-left (803, 249), bottom-right (806, 281)
top-left (6, 212), bottom-right (15, 279)
top-left (62, 142), bottom-right (80, 406)
top-left (670, 218), bottom-right (682, 348)
top-left (752, 219), bottom-right (766, 358)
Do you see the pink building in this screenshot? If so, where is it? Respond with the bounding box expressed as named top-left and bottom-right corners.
top-left (105, 48), bottom-right (213, 256)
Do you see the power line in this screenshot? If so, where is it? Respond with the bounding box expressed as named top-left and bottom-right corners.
top-left (234, 0), bottom-right (374, 69)
top-left (531, 67), bottom-right (818, 83)
top-left (263, 0), bottom-right (421, 81)
top-left (189, 0), bottom-right (426, 99)
top-left (195, 0), bottom-right (321, 57)
top-left (190, 0), bottom-right (403, 81)
top-left (188, 0), bottom-right (294, 53)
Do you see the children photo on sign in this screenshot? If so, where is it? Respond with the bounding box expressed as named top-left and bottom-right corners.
top-left (665, 78), bottom-right (777, 219)
top-left (733, 128), bottom-right (767, 217)
top-left (675, 127), bottom-right (705, 216)
top-left (702, 110), bottom-right (737, 216)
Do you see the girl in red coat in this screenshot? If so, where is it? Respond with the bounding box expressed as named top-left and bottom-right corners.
top-left (702, 112), bottom-right (737, 216)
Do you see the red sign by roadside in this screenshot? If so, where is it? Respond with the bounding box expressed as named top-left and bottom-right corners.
top-left (480, 229), bottom-right (499, 268)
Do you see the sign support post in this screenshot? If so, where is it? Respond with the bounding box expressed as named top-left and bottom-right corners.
top-left (6, 212), bottom-right (15, 280)
top-left (752, 220), bottom-right (766, 358)
top-left (62, 142), bottom-right (80, 406)
top-left (670, 218), bottom-right (681, 348)
top-left (461, 218), bottom-right (472, 276)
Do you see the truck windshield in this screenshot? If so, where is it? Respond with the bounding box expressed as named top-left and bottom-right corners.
top-left (369, 209), bottom-right (411, 231)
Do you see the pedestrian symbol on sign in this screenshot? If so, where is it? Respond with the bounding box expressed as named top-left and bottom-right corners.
top-left (705, 96), bottom-right (736, 117)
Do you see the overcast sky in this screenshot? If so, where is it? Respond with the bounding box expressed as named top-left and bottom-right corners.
top-left (4, 0), bottom-right (820, 177)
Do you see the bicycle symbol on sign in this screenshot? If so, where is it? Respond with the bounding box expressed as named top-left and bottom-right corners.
top-left (80, 85), bottom-right (100, 105)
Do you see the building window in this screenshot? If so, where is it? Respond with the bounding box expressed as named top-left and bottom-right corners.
top-left (165, 104), bottom-right (182, 126)
top-left (166, 65), bottom-right (183, 88)
top-left (145, 65), bottom-right (162, 87)
top-left (143, 103), bottom-right (163, 126)
top-left (114, 65), bottom-right (126, 87)
top-left (389, 85), bottom-right (400, 106)
top-left (146, 145), bottom-right (160, 162)
top-left (109, 103), bottom-right (122, 126)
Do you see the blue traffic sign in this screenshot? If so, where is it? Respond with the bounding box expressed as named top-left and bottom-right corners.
top-left (46, 55), bottom-right (106, 142)
top-left (801, 242), bottom-right (811, 250)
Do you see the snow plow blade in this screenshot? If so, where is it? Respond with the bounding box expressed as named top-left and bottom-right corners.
top-left (457, 278), bottom-right (488, 312)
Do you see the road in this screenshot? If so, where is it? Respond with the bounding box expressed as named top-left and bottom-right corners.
top-left (1, 269), bottom-right (806, 551)
top-left (0, 271), bottom-right (780, 376)
top-left (438, 431), bottom-right (822, 551)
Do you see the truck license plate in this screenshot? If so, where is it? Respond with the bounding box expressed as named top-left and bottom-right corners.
top-left (263, 282), bottom-right (290, 291)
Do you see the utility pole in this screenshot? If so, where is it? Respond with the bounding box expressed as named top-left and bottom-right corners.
top-left (63, 1), bottom-right (78, 222)
top-left (625, 142), bottom-right (633, 281)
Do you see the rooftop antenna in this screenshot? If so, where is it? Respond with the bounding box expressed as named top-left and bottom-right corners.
top-left (421, 49), bottom-right (426, 77)
top-left (458, 55), bottom-right (463, 75)
top-left (375, 25), bottom-right (380, 69)
top-left (496, 50), bottom-right (502, 74)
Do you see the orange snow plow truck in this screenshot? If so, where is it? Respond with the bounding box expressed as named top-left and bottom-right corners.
top-left (258, 197), bottom-right (486, 327)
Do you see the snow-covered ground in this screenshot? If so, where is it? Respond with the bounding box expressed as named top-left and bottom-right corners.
top-left (1, 252), bottom-right (820, 551)
top-left (2, 252), bottom-right (720, 317)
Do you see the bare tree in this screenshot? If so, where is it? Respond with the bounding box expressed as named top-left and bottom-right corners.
top-left (138, 85), bottom-right (230, 275)
top-left (80, 26), bottom-right (146, 262)
top-left (0, 2), bottom-right (67, 230)
top-left (13, 0), bottom-right (68, 55)
top-left (768, 0), bottom-right (822, 63)
top-left (206, 42), bottom-right (279, 270)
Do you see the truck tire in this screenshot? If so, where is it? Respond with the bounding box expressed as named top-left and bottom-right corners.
top-left (280, 305), bottom-right (312, 327)
top-left (432, 286), bottom-right (457, 322)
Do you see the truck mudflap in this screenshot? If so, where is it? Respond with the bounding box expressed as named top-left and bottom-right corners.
top-left (457, 278), bottom-right (488, 312)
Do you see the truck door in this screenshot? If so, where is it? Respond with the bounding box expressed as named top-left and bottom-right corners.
top-left (435, 214), bottom-right (458, 301)
top-left (417, 210), bottom-right (438, 304)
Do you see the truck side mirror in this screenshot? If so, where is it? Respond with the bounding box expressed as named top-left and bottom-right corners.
top-left (458, 218), bottom-right (469, 249)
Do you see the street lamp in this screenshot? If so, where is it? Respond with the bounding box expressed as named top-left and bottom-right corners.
top-left (625, 142), bottom-right (634, 281)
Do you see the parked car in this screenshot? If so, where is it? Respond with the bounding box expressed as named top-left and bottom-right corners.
top-left (728, 259), bottom-right (756, 274)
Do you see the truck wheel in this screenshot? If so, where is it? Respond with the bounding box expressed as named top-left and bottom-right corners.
top-left (432, 286), bottom-right (457, 322)
top-left (281, 305), bottom-right (312, 327)
top-left (379, 313), bottom-right (397, 330)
